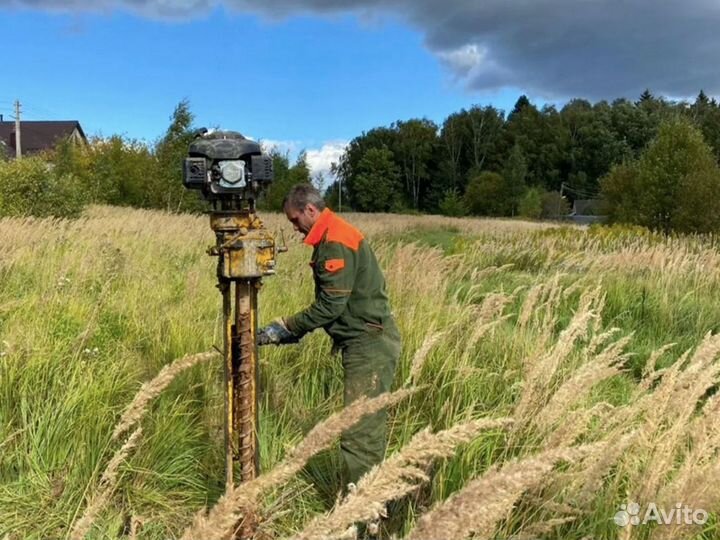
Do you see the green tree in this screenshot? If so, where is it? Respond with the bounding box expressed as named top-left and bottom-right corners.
top-left (608, 98), bottom-right (656, 156)
top-left (504, 97), bottom-right (567, 190)
top-left (153, 99), bottom-right (203, 212)
top-left (86, 136), bottom-right (158, 207)
top-left (599, 162), bottom-right (641, 224)
top-left (394, 118), bottom-right (438, 210)
top-left (673, 169), bottom-right (720, 233)
top-left (438, 112), bottom-right (465, 191)
top-left (689, 90), bottom-right (720, 162)
top-left (438, 188), bottom-right (466, 217)
top-left (462, 105), bottom-right (504, 173)
top-left (324, 180), bottom-right (342, 211)
top-left (351, 147), bottom-right (401, 212)
top-left (601, 117), bottom-right (720, 233)
top-left (333, 127), bottom-right (400, 210)
top-left (261, 150), bottom-right (311, 211)
top-left (464, 171), bottom-right (509, 216)
top-left (502, 144), bottom-right (527, 215)
top-left (561, 99), bottom-right (628, 191)
top-left (518, 187), bottom-right (542, 219)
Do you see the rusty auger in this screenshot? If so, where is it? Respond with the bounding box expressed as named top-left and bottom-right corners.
top-left (209, 205), bottom-right (285, 539)
top-left (182, 129), bottom-right (283, 539)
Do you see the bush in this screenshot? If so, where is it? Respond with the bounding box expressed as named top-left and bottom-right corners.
top-left (438, 188), bottom-right (466, 217)
top-left (0, 157), bottom-right (88, 218)
top-left (518, 187), bottom-right (542, 219)
top-left (464, 171), bottom-right (510, 216)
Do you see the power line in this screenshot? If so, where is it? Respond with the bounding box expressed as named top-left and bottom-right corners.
top-left (563, 183), bottom-right (600, 198)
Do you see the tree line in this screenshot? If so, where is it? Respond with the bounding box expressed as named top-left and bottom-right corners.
top-left (329, 90), bottom-right (720, 231)
top-left (3, 91), bottom-right (720, 233)
top-left (0, 100), bottom-right (311, 218)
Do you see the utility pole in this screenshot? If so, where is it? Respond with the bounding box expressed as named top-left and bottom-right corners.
top-left (13, 100), bottom-right (22, 159)
top-left (338, 176), bottom-right (342, 213)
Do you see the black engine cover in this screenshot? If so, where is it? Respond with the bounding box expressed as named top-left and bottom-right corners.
top-left (188, 131), bottom-right (262, 160)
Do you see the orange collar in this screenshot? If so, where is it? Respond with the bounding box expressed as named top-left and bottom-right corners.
top-left (303, 208), bottom-right (334, 246)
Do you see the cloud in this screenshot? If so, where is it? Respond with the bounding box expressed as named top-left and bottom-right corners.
top-left (257, 138), bottom-right (347, 180)
top-left (259, 138), bottom-right (302, 156)
top-left (7, 0), bottom-right (720, 100)
top-left (305, 140), bottom-right (346, 180)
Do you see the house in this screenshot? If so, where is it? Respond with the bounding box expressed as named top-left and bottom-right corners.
top-left (0, 120), bottom-right (87, 157)
top-left (569, 198), bottom-right (607, 224)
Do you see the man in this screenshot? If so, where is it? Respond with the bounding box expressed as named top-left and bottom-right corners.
top-left (258, 183), bottom-right (401, 486)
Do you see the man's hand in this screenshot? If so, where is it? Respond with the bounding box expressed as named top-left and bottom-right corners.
top-left (257, 318), bottom-right (299, 346)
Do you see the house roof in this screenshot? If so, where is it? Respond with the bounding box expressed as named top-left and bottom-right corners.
top-left (0, 121), bottom-right (87, 154)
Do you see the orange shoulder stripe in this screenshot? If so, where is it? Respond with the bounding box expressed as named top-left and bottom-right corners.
top-left (326, 214), bottom-right (364, 251)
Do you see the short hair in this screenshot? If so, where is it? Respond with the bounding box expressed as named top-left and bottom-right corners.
top-left (283, 184), bottom-right (327, 212)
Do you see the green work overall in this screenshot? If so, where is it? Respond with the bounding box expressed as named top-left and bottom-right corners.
top-left (285, 208), bottom-right (401, 484)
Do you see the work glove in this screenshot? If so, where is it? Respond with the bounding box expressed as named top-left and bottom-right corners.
top-left (257, 318), bottom-right (298, 346)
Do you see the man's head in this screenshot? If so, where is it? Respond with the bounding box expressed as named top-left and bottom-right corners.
top-left (283, 184), bottom-right (327, 236)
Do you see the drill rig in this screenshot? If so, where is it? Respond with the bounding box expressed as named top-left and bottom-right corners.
top-left (183, 130), bottom-right (282, 536)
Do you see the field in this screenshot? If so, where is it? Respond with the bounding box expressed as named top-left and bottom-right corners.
top-left (2, 206), bottom-right (720, 539)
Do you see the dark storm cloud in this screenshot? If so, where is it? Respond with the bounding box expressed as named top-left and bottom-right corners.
top-left (4, 0), bottom-right (720, 100)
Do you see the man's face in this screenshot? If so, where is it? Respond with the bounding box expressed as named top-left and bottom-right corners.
top-left (284, 203), bottom-right (320, 237)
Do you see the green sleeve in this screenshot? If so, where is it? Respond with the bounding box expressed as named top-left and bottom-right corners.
top-left (285, 242), bottom-right (357, 337)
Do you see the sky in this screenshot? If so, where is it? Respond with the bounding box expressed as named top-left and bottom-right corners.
top-left (2, 0), bottom-right (719, 178)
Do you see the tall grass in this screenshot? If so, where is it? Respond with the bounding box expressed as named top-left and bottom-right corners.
top-left (2, 207), bottom-right (720, 539)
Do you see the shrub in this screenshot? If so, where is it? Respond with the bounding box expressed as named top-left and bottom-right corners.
top-left (518, 187), bottom-right (542, 219)
top-left (464, 171), bottom-right (510, 216)
top-left (438, 188), bottom-right (466, 217)
top-left (0, 157), bottom-right (88, 218)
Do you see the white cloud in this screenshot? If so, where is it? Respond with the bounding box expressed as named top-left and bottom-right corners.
top-left (259, 138), bottom-right (302, 156)
top-left (437, 44), bottom-right (484, 77)
top-left (305, 140), bottom-right (347, 180)
top-left (254, 138), bottom-right (347, 184)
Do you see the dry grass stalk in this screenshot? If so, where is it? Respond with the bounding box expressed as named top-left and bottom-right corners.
top-left (69, 428), bottom-right (143, 540)
top-left (544, 402), bottom-right (614, 449)
top-left (572, 431), bottom-right (638, 505)
top-left (405, 331), bottom-right (445, 386)
top-left (635, 343), bottom-right (676, 394)
top-left (462, 316), bottom-right (512, 359)
top-left (512, 517), bottom-right (576, 540)
top-left (540, 273), bottom-right (565, 327)
top-left (128, 515), bottom-right (143, 540)
top-left (180, 388), bottom-right (416, 540)
top-left (112, 351), bottom-right (218, 440)
top-left (651, 388), bottom-right (720, 539)
top-left (517, 282), bottom-right (544, 330)
top-left (291, 417), bottom-right (514, 540)
top-left (470, 263), bottom-right (514, 282)
top-left (477, 292), bottom-right (514, 322)
top-left (633, 334), bottom-right (720, 503)
top-left (585, 327), bottom-right (622, 358)
top-left (535, 335), bottom-right (631, 433)
top-left (406, 442), bottom-right (606, 540)
top-left (514, 306), bottom-right (597, 422)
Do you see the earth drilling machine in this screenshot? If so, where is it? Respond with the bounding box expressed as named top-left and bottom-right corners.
top-left (182, 129), bottom-right (283, 538)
